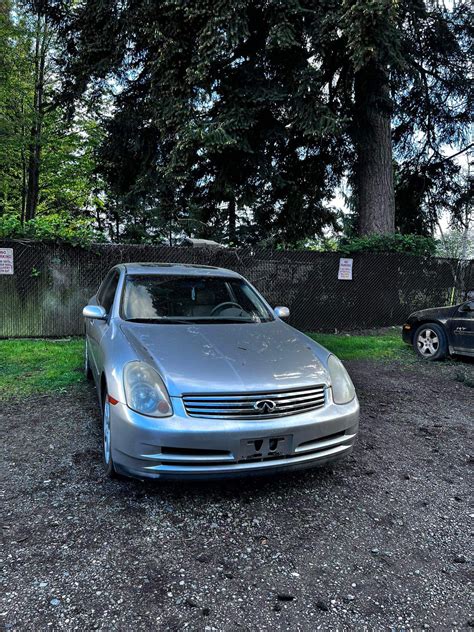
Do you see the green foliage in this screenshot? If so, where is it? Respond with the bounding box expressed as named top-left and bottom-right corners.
top-left (38, 114), bottom-right (106, 218)
top-left (338, 233), bottom-right (437, 256)
top-left (279, 236), bottom-right (340, 252)
top-left (1, 0), bottom-right (470, 245)
top-left (436, 228), bottom-right (474, 259)
top-left (0, 3), bottom-right (107, 235)
top-left (0, 214), bottom-right (104, 245)
top-left (63, 0), bottom-right (470, 242)
top-left (0, 5), bottom-right (32, 213)
top-left (47, 0), bottom-right (351, 244)
top-left (341, 0), bottom-right (402, 70)
top-left (0, 338), bottom-right (85, 400)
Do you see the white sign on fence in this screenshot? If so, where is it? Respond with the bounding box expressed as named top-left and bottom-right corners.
top-left (338, 257), bottom-right (353, 280)
top-left (0, 248), bottom-right (14, 275)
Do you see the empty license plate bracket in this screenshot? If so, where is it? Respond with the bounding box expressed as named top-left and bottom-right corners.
top-left (239, 435), bottom-right (292, 461)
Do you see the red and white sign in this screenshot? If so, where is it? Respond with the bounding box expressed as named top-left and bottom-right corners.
top-left (338, 257), bottom-right (353, 280)
top-left (0, 248), bottom-right (14, 274)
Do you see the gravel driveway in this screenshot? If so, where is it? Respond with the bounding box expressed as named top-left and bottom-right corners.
top-left (2, 358), bottom-right (473, 630)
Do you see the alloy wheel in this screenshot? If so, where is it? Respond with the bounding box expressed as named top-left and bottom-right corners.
top-left (417, 328), bottom-right (440, 357)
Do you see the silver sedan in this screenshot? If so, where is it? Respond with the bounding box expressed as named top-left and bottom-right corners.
top-left (83, 263), bottom-right (359, 480)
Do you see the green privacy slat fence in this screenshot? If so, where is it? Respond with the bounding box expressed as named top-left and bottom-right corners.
top-left (0, 240), bottom-right (472, 338)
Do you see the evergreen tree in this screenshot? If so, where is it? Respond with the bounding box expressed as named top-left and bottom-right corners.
top-left (43, 0), bottom-right (347, 244)
top-left (324, 0), bottom-right (472, 234)
top-left (33, 0), bottom-right (473, 243)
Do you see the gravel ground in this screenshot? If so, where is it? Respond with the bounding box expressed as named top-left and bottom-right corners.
top-left (1, 357), bottom-right (473, 631)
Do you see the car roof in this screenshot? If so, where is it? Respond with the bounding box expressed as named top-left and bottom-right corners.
top-left (120, 262), bottom-right (242, 278)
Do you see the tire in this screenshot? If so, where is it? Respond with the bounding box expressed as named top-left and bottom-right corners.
top-left (413, 323), bottom-right (447, 361)
top-left (101, 387), bottom-right (117, 478)
top-left (84, 338), bottom-right (93, 380)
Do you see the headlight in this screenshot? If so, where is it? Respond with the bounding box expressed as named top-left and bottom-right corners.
top-left (123, 362), bottom-right (173, 417)
top-left (327, 355), bottom-right (355, 404)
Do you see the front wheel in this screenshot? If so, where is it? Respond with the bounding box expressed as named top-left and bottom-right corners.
top-left (102, 390), bottom-right (117, 478)
top-left (413, 323), bottom-right (447, 361)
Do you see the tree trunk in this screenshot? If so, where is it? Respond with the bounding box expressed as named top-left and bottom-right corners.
top-left (460, 162), bottom-right (471, 260)
top-left (354, 61), bottom-right (395, 235)
top-left (25, 16), bottom-right (48, 222)
top-left (20, 99), bottom-right (27, 224)
top-left (228, 195), bottom-right (236, 244)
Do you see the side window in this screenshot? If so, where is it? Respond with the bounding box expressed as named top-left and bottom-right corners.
top-left (99, 271), bottom-right (120, 314)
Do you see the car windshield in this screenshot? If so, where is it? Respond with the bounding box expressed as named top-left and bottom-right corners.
top-left (122, 274), bottom-right (274, 323)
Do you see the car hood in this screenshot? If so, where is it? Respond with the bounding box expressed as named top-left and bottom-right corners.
top-left (410, 304), bottom-right (458, 320)
top-left (120, 320), bottom-right (330, 396)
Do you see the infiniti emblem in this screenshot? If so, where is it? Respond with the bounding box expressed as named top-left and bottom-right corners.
top-left (254, 399), bottom-right (277, 414)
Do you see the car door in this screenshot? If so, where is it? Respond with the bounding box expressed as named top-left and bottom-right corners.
top-left (88, 269), bottom-right (120, 377)
top-left (449, 301), bottom-right (474, 355)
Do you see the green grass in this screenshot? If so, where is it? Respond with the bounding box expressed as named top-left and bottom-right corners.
top-left (308, 329), bottom-right (407, 360)
top-left (0, 338), bottom-right (85, 400)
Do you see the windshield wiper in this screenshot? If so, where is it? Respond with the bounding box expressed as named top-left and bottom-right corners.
top-left (125, 318), bottom-right (193, 324)
top-left (125, 317), bottom-right (258, 324)
top-left (184, 317), bottom-right (257, 324)
top-left (211, 318), bottom-right (256, 323)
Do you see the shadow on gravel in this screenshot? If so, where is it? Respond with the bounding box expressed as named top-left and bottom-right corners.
top-left (117, 463), bottom-right (341, 502)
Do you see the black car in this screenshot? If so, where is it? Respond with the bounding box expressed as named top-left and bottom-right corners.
top-left (402, 300), bottom-right (474, 360)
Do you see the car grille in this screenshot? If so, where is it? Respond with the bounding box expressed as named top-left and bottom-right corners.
top-left (182, 385), bottom-right (326, 419)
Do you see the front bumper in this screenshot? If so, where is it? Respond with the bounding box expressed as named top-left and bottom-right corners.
top-left (109, 391), bottom-right (359, 480)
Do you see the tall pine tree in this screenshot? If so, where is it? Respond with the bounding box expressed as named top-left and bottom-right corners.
top-left (40, 0), bottom-right (472, 243)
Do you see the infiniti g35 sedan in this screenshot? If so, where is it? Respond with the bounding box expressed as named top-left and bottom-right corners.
top-left (83, 263), bottom-right (359, 480)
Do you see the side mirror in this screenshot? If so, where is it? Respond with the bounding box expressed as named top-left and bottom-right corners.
top-left (83, 305), bottom-right (107, 320)
top-left (274, 306), bottom-right (290, 319)
top-left (461, 301), bottom-right (474, 312)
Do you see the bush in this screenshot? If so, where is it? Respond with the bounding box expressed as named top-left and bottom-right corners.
top-left (0, 214), bottom-right (105, 246)
top-left (338, 234), bottom-right (437, 256)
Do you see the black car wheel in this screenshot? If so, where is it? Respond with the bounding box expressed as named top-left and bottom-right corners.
top-left (413, 323), bottom-right (447, 361)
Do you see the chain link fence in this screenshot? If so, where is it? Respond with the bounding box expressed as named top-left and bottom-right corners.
top-left (0, 240), bottom-right (472, 338)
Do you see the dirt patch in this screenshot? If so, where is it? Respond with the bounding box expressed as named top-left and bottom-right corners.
top-left (2, 358), bottom-right (473, 630)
